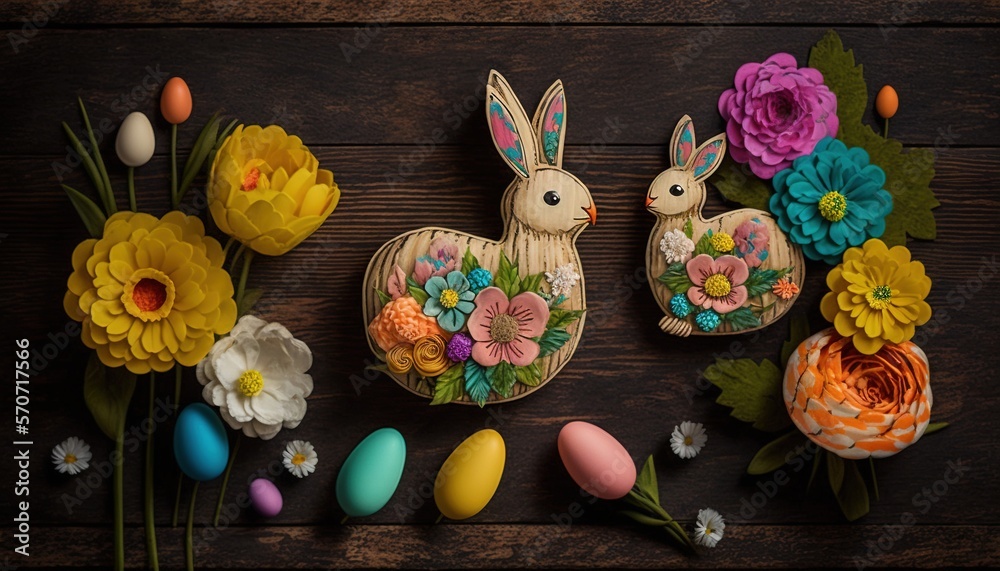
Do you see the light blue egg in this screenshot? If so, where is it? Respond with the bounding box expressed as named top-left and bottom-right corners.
top-left (336, 428), bottom-right (406, 517)
top-left (174, 403), bottom-right (229, 481)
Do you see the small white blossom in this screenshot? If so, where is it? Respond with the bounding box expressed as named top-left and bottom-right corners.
top-left (52, 437), bottom-right (92, 475)
top-left (670, 421), bottom-right (707, 459)
top-left (282, 440), bottom-right (318, 478)
top-left (659, 228), bottom-right (695, 264)
top-left (544, 263), bottom-right (581, 298)
top-left (692, 508), bottom-right (725, 548)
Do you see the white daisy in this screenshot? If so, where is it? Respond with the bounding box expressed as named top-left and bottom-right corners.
top-left (692, 507), bottom-right (725, 548)
top-left (282, 440), bottom-right (318, 478)
top-left (544, 263), bottom-right (581, 298)
top-left (51, 437), bottom-right (92, 475)
top-left (659, 228), bottom-right (695, 264)
top-left (669, 421), bottom-right (707, 459)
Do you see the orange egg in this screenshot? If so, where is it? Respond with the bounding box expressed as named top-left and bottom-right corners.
top-left (161, 77), bottom-right (192, 124)
top-left (875, 85), bottom-right (898, 120)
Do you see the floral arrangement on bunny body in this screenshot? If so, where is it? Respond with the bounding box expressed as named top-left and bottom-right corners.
top-left (363, 70), bottom-right (597, 406)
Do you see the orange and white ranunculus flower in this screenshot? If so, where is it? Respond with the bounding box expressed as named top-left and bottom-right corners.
top-left (208, 125), bottom-right (340, 256)
top-left (783, 328), bottom-right (932, 460)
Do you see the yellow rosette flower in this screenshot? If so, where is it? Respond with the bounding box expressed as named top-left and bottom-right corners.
top-left (64, 211), bottom-right (237, 374)
top-left (208, 125), bottom-right (341, 256)
top-left (821, 239), bottom-right (932, 354)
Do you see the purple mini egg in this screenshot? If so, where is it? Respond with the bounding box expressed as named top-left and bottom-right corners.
top-left (249, 478), bottom-right (283, 517)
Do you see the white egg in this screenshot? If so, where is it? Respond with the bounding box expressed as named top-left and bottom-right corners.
top-left (115, 112), bottom-right (155, 167)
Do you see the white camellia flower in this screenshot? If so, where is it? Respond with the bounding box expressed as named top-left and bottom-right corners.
top-left (660, 228), bottom-right (695, 264)
top-left (544, 262), bottom-right (581, 299)
top-left (197, 315), bottom-right (313, 440)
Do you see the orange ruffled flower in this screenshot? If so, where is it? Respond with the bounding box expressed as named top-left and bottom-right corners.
top-left (368, 296), bottom-right (446, 352)
top-left (772, 277), bottom-right (799, 300)
top-left (783, 328), bottom-right (932, 460)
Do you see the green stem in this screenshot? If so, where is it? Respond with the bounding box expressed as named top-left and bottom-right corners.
top-left (869, 457), bottom-right (880, 501)
top-left (235, 250), bottom-right (255, 309)
top-left (170, 124), bottom-right (178, 207)
top-left (128, 167), bottom-right (137, 212)
top-left (186, 481), bottom-right (200, 571)
top-left (173, 365), bottom-right (182, 413)
top-left (228, 244), bottom-right (246, 275)
top-left (626, 489), bottom-right (696, 553)
top-left (145, 372), bottom-right (159, 570)
top-left (221, 237), bottom-right (235, 260)
top-left (884, 118), bottom-right (889, 140)
top-left (213, 434), bottom-right (241, 526)
top-left (172, 475), bottom-right (183, 528)
top-left (340, 515), bottom-right (350, 525)
top-left (113, 411), bottom-right (126, 571)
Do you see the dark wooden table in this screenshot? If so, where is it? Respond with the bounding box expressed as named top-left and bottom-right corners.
top-left (2, 1), bottom-right (999, 568)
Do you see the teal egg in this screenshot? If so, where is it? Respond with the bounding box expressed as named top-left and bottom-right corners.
top-left (336, 428), bottom-right (406, 517)
top-left (174, 403), bottom-right (229, 481)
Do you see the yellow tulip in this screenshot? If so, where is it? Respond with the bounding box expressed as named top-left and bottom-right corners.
top-left (208, 125), bottom-right (340, 256)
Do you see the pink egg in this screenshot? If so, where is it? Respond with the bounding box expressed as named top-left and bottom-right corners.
top-left (249, 478), bottom-right (283, 517)
top-left (557, 421), bottom-right (636, 500)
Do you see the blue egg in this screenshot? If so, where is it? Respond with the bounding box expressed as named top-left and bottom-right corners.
top-left (174, 403), bottom-right (229, 481)
top-left (336, 428), bottom-right (406, 517)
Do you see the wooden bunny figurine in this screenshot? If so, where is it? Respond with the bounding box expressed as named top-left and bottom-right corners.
top-left (644, 115), bottom-right (804, 336)
top-left (363, 70), bottom-right (596, 405)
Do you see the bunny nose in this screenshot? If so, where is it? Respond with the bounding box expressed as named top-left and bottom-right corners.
top-left (583, 203), bottom-right (598, 225)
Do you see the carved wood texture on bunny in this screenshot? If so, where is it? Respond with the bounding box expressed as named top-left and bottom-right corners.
top-left (363, 70), bottom-right (596, 404)
top-left (645, 116), bottom-right (804, 336)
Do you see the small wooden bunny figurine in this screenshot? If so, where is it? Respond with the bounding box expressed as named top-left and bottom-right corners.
top-left (644, 115), bottom-right (804, 336)
top-left (363, 70), bottom-right (596, 405)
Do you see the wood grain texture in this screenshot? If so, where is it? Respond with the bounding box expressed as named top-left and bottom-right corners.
top-left (1, 10), bottom-right (999, 569)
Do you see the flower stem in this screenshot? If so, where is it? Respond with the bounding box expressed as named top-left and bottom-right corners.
top-left (235, 250), bottom-right (255, 310)
top-left (185, 481), bottom-right (200, 571)
top-left (113, 411), bottom-right (126, 571)
top-left (145, 372), bottom-right (160, 570)
top-left (172, 475), bottom-right (183, 528)
top-left (221, 237), bottom-right (235, 260)
top-left (173, 365), bottom-right (182, 413)
top-left (228, 244), bottom-right (246, 274)
top-left (884, 118), bottom-right (889, 140)
top-left (212, 434), bottom-right (241, 527)
top-left (170, 124), bottom-right (179, 208)
top-left (625, 489), bottom-right (696, 553)
top-left (127, 167), bottom-right (137, 212)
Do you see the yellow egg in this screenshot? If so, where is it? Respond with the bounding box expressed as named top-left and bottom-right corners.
top-left (875, 85), bottom-right (899, 119)
top-left (434, 429), bottom-right (506, 520)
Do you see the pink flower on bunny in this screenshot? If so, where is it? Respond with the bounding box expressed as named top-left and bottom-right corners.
top-left (412, 237), bottom-right (459, 286)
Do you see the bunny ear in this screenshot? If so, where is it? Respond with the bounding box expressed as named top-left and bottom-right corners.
top-left (532, 80), bottom-right (566, 167)
top-left (486, 70), bottom-right (537, 179)
top-left (690, 134), bottom-right (727, 181)
top-left (670, 115), bottom-right (697, 168)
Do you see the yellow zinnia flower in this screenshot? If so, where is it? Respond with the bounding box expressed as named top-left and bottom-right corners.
top-left (820, 239), bottom-right (932, 355)
top-left (208, 125), bottom-right (340, 256)
top-left (64, 211), bottom-right (237, 374)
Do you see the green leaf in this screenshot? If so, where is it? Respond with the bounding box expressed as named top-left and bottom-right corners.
top-left (83, 353), bottom-right (136, 441)
top-left (692, 230), bottom-right (718, 257)
top-left (460, 247), bottom-right (480, 274)
top-left (237, 287), bottom-right (263, 317)
top-left (781, 312), bottom-right (811, 368)
top-left (179, 114), bottom-right (221, 200)
top-left (868, 457), bottom-right (880, 502)
top-left (62, 122), bottom-right (112, 215)
top-left (494, 251), bottom-right (521, 298)
top-left (375, 288), bottom-right (392, 306)
top-left (708, 155), bottom-right (773, 211)
top-left (635, 455), bottom-right (659, 505)
top-left (747, 431), bottom-right (807, 475)
top-left (520, 272), bottom-right (545, 295)
top-left (657, 262), bottom-right (694, 294)
top-left (827, 451), bottom-right (845, 494)
top-left (834, 459), bottom-right (871, 522)
top-left (405, 276), bottom-right (430, 306)
top-left (703, 358), bottom-right (791, 432)
top-left (619, 510), bottom-right (668, 527)
top-left (924, 421), bottom-right (949, 435)
top-left (682, 218), bottom-right (694, 239)
top-left (547, 308), bottom-right (585, 329)
top-left (536, 328), bottom-right (571, 358)
top-left (463, 360), bottom-right (491, 407)
top-left (77, 98), bottom-right (114, 214)
top-left (430, 363), bottom-right (465, 405)
top-left (514, 362), bottom-right (542, 387)
top-left (208, 118), bottom-right (239, 170)
top-left (808, 30), bottom-right (868, 127)
top-left (807, 448), bottom-right (824, 493)
top-left (722, 306), bottom-right (761, 332)
top-left (744, 267), bottom-right (792, 297)
top-left (62, 184), bottom-right (107, 238)
top-left (487, 361), bottom-right (516, 398)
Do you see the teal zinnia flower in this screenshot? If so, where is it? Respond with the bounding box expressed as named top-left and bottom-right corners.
top-left (770, 137), bottom-right (893, 265)
top-left (423, 271), bottom-right (475, 332)
top-left (466, 267), bottom-right (493, 293)
top-left (695, 309), bottom-right (721, 332)
top-left (670, 294), bottom-right (693, 318)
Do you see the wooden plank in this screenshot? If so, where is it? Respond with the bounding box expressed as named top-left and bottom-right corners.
top-left (3, 146), bottom-right (997, 529)
top-left (22, 524), bottom-right (1000, 568)
top-left (2, 27), bottom-right (998, 155)
top-left (2, 0), bottom-right (999, 25)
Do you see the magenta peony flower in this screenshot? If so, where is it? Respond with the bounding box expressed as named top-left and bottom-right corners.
top-left (718, 53), bottom-right (838, 179)
top-left (685, 254), bottom-right (750, 314)
top-left (467, 287), bottom-right (549, 367)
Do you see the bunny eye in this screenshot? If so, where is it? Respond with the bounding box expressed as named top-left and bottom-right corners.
top-left (669, 184), bottom-right (685, 197)
top-left (543, 190), bottom-right (561, 206)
